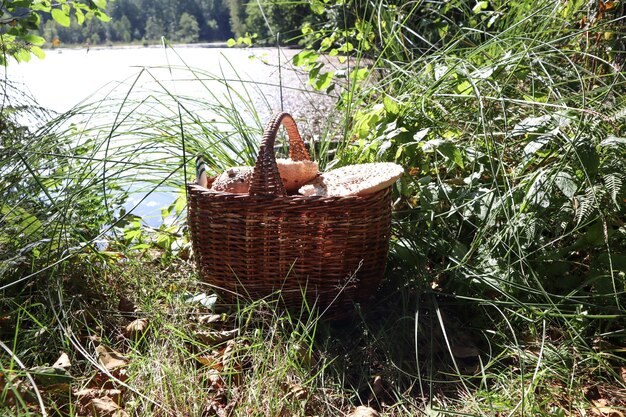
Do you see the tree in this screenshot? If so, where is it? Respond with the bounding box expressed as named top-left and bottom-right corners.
top-left (114, 15), bottom-right (133, 43)
top-left (176, 12), bottom-right (200, 43)
top-left (225, 0), bottom-right (247, 38)
top-left (0, 0), bottom-right (110, 65)
top-left (244, 0), bottom-right (309, 44)
top-left (144, 16), bottom-right (164, 41)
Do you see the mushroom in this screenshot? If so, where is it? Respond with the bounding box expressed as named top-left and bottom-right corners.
top-left (299, 162), bottom-right (403, 197)
top-left (276, 158), bottom-right (319, 193)
top-left (210, 166), bottom-right (253, 194)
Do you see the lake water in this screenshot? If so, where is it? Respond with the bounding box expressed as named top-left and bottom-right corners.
top-left (7, 44), bottom-right (329, 115)
top-left (6, 44), bottom-right (336, 227)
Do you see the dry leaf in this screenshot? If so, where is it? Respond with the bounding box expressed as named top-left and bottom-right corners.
top-left (195, 328), bottom-right (239, 345)
top-left (96, 345), bottom-right (128, 370)
top-left (620, 367), bottom-right (626, 383)
top-left (591, 398), bottom-right (625, 417)
top-left (286, 383), bottom-right (308, 400)
top-left (53, 352), bottom-right (71, 370)
top-left (89, 396), bottom-right (129, 417)
top-left (124, 318), bottom-right (148, 338)
top-left (348, 406), bottom-right (380, 417)
top-left (197, 314), bottom-right (224, 325)
top-left (196, 354), bottom-right (223, 371)
top-left (75, 388), bottom-right (123, 405)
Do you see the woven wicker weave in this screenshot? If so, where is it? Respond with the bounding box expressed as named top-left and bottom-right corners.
top-left (187, 112), bottom-right (393, 317)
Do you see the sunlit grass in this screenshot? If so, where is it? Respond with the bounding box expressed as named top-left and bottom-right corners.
top-left (2, 0), bottom-right (626, 415)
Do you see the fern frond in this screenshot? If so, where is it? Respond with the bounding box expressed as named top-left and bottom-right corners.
top-left (603, 173), bottom-right (624, 208)
top-left (574, 185), bottom-right (599, 225)
top-left (606, 98), bottom-right (626, 125)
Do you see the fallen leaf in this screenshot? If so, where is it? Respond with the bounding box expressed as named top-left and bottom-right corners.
top-left (620, 367), bottom-right (626, 383)
top-left (96, 345), bottom-right (128, 370)
top-left (31, 365), bottom-right (73, 386)
top-left (53, 352), bottom-right (71, 370)
top-left (184, 292), bottom-right (218, 309)
top-left (75, 388), bottom-right (123, 405)
top-left (195, 354), bottom-right (223, 371)
top-left (92, 368), bottom-right (128, 390)
top-left (197, 314), bottom-right (225, 325)
top-left (286, 383), bottom-right (308, 400)
top-left (89, 396), bottom-right (129, 417)
top-left (591, 398), bottom-right (625, 417)
top-left (203, 369), bottom-right (224, 392)
top-left (195, 329), bottom-right (239, 345)
top-left (348, 406), bottom-right (380, 417)
top-left (124, 318), bottom-right (149, 339)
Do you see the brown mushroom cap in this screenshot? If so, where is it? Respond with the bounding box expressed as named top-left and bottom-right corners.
top-left (210, 166), bottom-right (253, 194)
top-left (299, 162), bottom-right (403, 197)
top-left (276, 158), bottom-right (319, 193)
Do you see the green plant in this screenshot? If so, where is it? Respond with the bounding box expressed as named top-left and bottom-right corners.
top-left (0, 0), bottom-right (110, 65)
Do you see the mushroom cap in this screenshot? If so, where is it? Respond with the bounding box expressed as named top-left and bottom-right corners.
top-left (210, 166), bottom-right (253, 194)
top-left (299, 162), bottom-right (403, 197)
top-left (276, 158), bottom-right (319, 193)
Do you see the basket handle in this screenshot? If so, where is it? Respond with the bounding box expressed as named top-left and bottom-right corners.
top-left (249, 112), bottom-right (311, 197)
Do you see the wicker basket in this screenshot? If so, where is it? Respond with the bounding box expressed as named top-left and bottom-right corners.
top-left (187, 112), bottom-right (393, 317)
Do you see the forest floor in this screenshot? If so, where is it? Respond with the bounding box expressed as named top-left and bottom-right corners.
top-left (3, 248), bottom-right (626, 416)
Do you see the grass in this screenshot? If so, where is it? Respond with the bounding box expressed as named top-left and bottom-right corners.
top-left (2, 0), bottom-right (626, 415)
top-left (3, 251), bottom-right (625, 416)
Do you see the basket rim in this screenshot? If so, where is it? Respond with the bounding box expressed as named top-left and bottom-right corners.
top-left (187, 182), bottom-right (390, 201)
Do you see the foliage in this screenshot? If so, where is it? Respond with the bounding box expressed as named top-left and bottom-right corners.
top-left (32, 0), bottom-right (232, 47)
top-left (0, 0), bottom-right (109, 64)
top-left (242, 0), bottom-right (310, 45)
top-left (175, 12), bottom-right (200, 44)
top-left (289, 0), bottom-right (626, 313)
top-left (2, 0), bottom-right (626, 415)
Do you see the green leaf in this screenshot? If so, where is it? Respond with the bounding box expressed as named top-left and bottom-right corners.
top-left (554, 171), bottom-right (577, 199)
top-left (383, 95), bottom-right (399, 115)
top-left (292, 49), bottom-right (318, 67)
top-left (513, 115), bottom-right (553, 138)
top-left (31, 2), bottom-right (51, 12)
top-left (429, 140), bottom-right (465, 169)
top-left (413, 128), bottom-right (430, 142)
top-left (21, 34), bottom-right (45, 46)
top-left (313, 71), bottom-right (334, 91)
top-left (301, 23), bottom-right (314, 36)
top-left (473, 1), bottom-right (489, 13)
top-left (454, 80), bottom-right (472, 95)
top-left (30, 46), bottom-right (45, 59)
top-left (226, 38), bottom-right (237, 47)
top-left (16, 48), bottom-right (32, 62)
top-left (51, 8), bottom-right (71, 27)
top-left (95, 11), bottom-right (111, 22)
top-left (350, 67), bottom-right (369, 82)
top-left (310, 0), bottom-right (325, 14)
top-left (337, 42), bottom-right (354, 52)
top-left (174, 195), bottom-right (186, 216)
top-left (91, 0), bottom-right (107, 9)
top-left (75, 8), bottom-right (85, 25)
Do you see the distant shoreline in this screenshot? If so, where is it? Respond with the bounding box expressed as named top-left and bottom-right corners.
top-left (43, 41), bottom-right (302, 52)
top-left (44, 41), bottom-right (229, 51)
